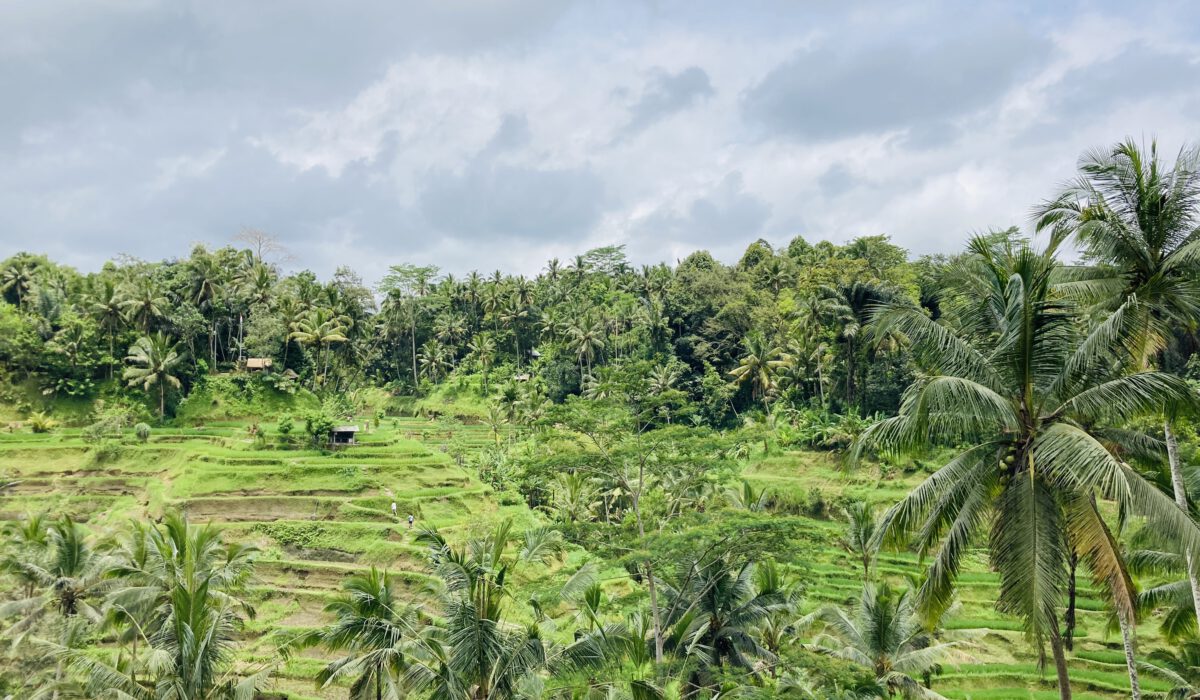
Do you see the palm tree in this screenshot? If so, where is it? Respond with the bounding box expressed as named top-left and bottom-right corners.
top-left (728, 331), bottom-right (790, 411)
top-left (567, 316), bottom-right (606, 381)
top-left (88, 278), bottom-right (125, 379)
top-left (287, 567), bottom-right (418, 700)
top-left (854, 233), bottom-right (1200, 700)
top-left (469, 335), bottom-right (497, 394)
top-left (0, 254), bottom-right (35, 306)
top-left (840, 501), bottom-right (879, 583)
top-left (806, 583), bottom-right (961, 699)
top-left (0, 516), bottom-right (113, 696)
top-left (1036, 139), bottom-right (1200, 631)
top-left (55, 517), bottom-right (268, 699)
top-left (123, 332), bottom-right (185, 418)
top-left (119, 277), bottom-right (168, 333)
top-left (1141, 640), bottom-right (1200, 700)
top-left (105, 513), bottom-right (257, 687)
top-left (662, 557), bottom-right (795, 694)
top-left (290, 307), bottom-right (349, 386)
top-left (404, 520), bottom-right (563, 700)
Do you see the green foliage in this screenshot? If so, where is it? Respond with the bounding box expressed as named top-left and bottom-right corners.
top-left (133, 422), bottom-right (151, 442)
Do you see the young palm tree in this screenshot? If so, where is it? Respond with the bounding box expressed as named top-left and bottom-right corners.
top-left (839, 501), bottom-right (879, 583)
top-left (854, 233), bottom-right (1200, 699)
top-left (287, 568), bottom-right (418, 700)
top-left (728, 331), bottom-right (790, 411)
top-left (661, 557), bottom-right (795, 694)
top-left (0, 254), bottom-right (35, 306)
top-left (54, 515), bottom-right (267, 699)
top-left (1036, 139), bottom-right (1200, 630)
top-left (123, 332), bottom-right (185, 418)
top-left (805, 583), bottom-right (962, 699)
top-left (404, 520), bottom-right (565, 700)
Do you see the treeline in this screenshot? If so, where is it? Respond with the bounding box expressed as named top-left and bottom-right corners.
top-left (0, 227), bottom-right (938, 422)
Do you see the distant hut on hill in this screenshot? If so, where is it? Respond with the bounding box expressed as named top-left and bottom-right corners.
top-left (329, 425), bottom-right (359, 446)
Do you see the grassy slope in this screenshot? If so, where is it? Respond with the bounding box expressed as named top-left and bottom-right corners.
top-left (0, 400), bottom-right (1167, 698)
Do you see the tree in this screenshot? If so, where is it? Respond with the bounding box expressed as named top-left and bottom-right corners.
top-left (567, 316), bottom-right (605, 381)
top-left (119, 277), bottom-right (169, 333)
top-left (1036, 138), bottom-right (1200, 633)
top-left (855, 234), bottom-right (1200, 700)
top-left (728, 331), bottom-right (790, 411)
top-left (290, 307), bottom-right (349, 387)
top-left (839, 502), bottom-right (879, 583)
top-left (88, 278), bottom-right (125, 379)
top-left (123, 332), bottom-right (185, 418)
top-left (806, 583), bottom-right (961, 699)
top-left (54, 515), bottom-right (268, 699)
top-left (288, 568), bottom-right (417, 700)
top-left (662, 557), bottom-right (795, 693)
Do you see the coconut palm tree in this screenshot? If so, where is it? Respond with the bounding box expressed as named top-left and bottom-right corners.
top-left (403, 520), bottom-right (567, 700)
top-left (289, 307), bottom-right (349, 386)
top-left (119, 277), bottom-right (169, 333)
top-left (1036, 139), bottom-right (1200, 632)
top-left (287, 568), bottom-right (419, 700)
top-left (568, 316), bottom-right (606, 381)
top-left (468, 335), bottom-right (497, 394)
top-left (854, 233), bottom-right (1200, 700)
top-left (806, 583), bottom-right (961, 699)
top-left (661, 557), bottom-right (795, 694)
top-left (87, 278), bottom-right (125, 379)
top-left (1141, 640), bottom-right (1200, 700)
top-left (0, 254), bottom-right (35, 307)
top-left (728, 332), bottom-right (790, 411)
top-left (105, 513), bottom-right (257, 687)
top-left (123, 333), bottom-right (185, 418)
top-left (839, 501), bottom-right (879, 583)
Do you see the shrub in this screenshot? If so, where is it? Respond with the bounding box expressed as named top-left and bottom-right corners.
top-left (27, 411), bottom-right (58, 434)
top-left (133, 422), bottom-right (151, 442)
top-left (277, 413), bottom-right (293, 436)
top-left (89, 440), bottom-right (124, 465)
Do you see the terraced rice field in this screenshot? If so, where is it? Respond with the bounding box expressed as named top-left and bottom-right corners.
top-left (0, 417), bottom-right (540, 699)
top-left (2, 419), bottom-right (1155, 698)
top-left (744, 454), bottom-right (1160, 699)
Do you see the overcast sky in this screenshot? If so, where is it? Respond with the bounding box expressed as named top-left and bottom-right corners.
top-left (2, 1), bottom-right (1199, 282)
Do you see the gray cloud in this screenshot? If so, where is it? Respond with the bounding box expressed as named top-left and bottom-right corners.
top-left (741, 24), bottom-right (1050, 140)
top-left (2, 1), bottom-right (1200, 279)
top-left (621, 66), bottom-right (715, 137)
top-left (634, 172), bottom-right (771, 245)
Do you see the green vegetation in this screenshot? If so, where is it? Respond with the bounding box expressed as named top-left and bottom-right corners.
top-left (2, 139), bottom-right (1200, 699)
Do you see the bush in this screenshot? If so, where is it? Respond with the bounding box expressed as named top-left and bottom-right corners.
top-left (27, 411), bottom-right (58, 433)
top-left (133, 423), bottom-right (151, 442)
top-left (89, 440), bottom-right (124, 465)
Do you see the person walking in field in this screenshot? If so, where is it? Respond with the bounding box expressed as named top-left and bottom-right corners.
top-left (390, 501), bottom-right (397, 518)
top-left (407, 513), bottom-right (414, 528)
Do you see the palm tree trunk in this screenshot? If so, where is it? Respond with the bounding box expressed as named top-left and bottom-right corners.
top-left (1165, 421), bottom-right (1200, 629)
top-left (1119, 615), bottom-right (1141, 700)
top-left (1049, 625), bottom-right (1072, 700)
top-left (1065, 551), bottom-right (1077, 651)
top-left (159, 382), bottom-right (165, 418)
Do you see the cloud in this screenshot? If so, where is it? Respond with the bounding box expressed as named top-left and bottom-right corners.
top-left (632, 172), bottom-right (771, 246)
top-left (2, 1), bottom-right (1200, 280)
top-left (620, 66), bottom-right (715, 137)
top-left (741, 24), bottom-right (1051, 140)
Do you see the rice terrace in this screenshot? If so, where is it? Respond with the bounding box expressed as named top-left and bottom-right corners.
top-left (3, 3), bottom-right (1200, 700)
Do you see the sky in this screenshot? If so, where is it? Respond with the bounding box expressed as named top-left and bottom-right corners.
top-left (2, 1), bottom-right (1199, 283)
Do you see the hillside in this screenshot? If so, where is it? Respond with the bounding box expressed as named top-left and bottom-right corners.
top-left (0, 405), bottom-right (1174, 699)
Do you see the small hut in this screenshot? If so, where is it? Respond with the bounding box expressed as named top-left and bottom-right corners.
top-left (245, 358), bottom-right (273, 371)
top-left (329, 425), bottom-right (359, 446)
